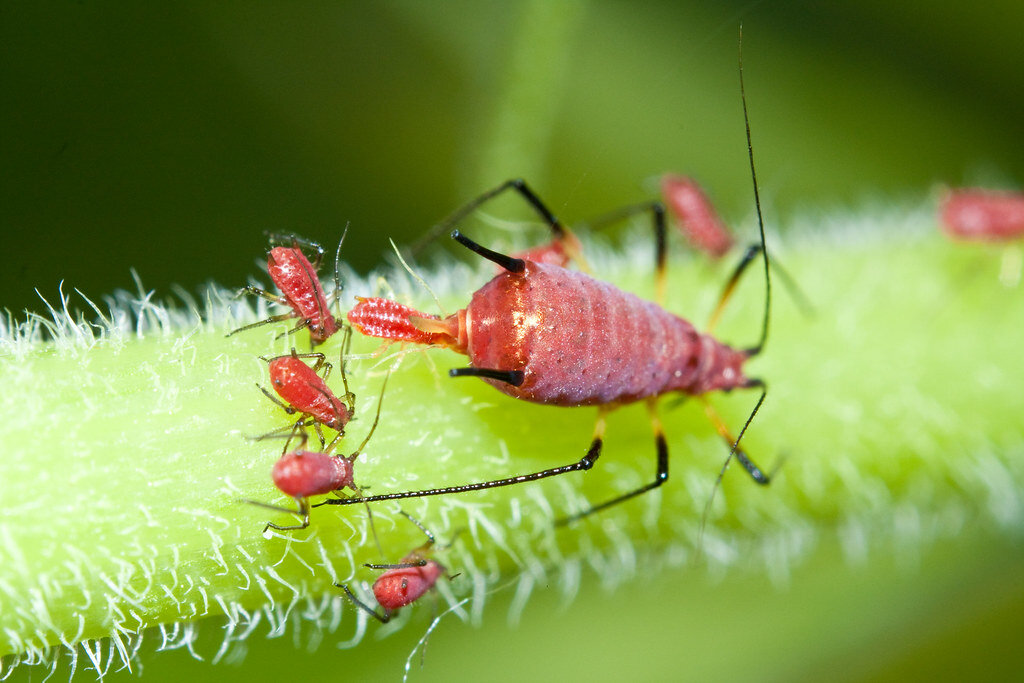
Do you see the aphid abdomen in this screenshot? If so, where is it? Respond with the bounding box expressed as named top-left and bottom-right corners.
top-left (372, 558), bottom-right (444, 610)
top-left (661, 174), bottom-right (734, 257)
top-left (268, 247), bottom-right (337, 342)
top-left (269, 357), bottom-right (351, 429)
top-left (464, 263), bottom-right (748, 405)
top-left (272, 451), bottom-right (354, 497)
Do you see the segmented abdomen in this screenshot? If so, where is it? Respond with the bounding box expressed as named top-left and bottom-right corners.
top-left (267, 247), bottom-right (337, 342)
top-left (465, 263), bottom-right (749, 406)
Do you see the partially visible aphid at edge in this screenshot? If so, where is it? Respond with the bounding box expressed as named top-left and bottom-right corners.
top-left (326, 30), bottom-right (779, 527)
top-left (940, 188), bottom-right (1024, 242)
top-left (337, 512), bottom-right (455, 623)
top-left (257, 333), bottom-right (356, 451)
top-left (242, 373), bottom-right (388, 533)
top-left (228, 230), bottom-right (346, 345)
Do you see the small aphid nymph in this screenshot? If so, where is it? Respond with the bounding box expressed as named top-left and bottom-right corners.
top-left (258, 337), bottom-right (355, 450)
top-left (337, 512), bottom-right (449, 623)
top-left (940, 188), bottom-right (1024, 242)
top-left (228, 232), bottom-right (345, 345)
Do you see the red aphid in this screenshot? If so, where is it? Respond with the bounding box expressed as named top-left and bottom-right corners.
top-left (327, 175), bottom-right (771, 522)
top-left (338, 512), bottom-right (447, 623)
top-left (372, 551), bottom-right (444, 613)
top-left (264, 352), bottom-right (352, 432)
top-left (244, 448), bottom-right (359, 534)
top-left (273, 450), bottom-right (355, 498)
top-left (940, 188), bottom-right (1024, 242)
top-left (229, 235), bottom-right (342, 345)
top-left (267, 246), bottom-right (339, 343)
top-left (351, 261), bottom-right (749, 406)
top-left (660, 174), bottom-right (735, 258)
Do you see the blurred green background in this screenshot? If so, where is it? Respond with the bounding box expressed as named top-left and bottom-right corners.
top-left (3, 1), bottom-right (1024, 681)
top-left (3, 1), bottom-right (1022, 315)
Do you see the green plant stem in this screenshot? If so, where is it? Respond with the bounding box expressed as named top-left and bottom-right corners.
top-left (1, 216), bottom-right (1022, 671)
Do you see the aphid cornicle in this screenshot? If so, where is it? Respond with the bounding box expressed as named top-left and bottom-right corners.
top-left (228, 232), bottom-right (345, 345)
top-left (322, 43), bottom-right (775, 524)
top-left (337, 513), bottom-right (449, 623)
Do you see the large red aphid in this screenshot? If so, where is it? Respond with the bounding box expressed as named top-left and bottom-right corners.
top-left (940, 188), bottom-right (1024, 242)
top-left (337, 513), bottom-right (447, 623)
top-left (327, 49), bottom-right (772, 521)
top-left (661, 174), bottom-right (735, 257)
top-left (326, 176), bottom-right (770, 520)
top-left (228, 234), bottom-right (342, 345)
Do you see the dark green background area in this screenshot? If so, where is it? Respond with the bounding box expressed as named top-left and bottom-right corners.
top-left (2, 1), bottom-right (1022, 315)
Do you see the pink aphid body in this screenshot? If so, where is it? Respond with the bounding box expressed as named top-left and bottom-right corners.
top-left (940, 188), bottom-right (1024, 242)
top-left (272, 450), bottom-right (355, 497)
top-left (351, 262), bottom-right (751, 407)
top-left (267, 246), bottom-right (339, 344)
top-left (661, 174), bottom-right (734, 258)
top-left (372, 552), bottom-right (444, 611)
top-left (268, 354), bottom-right (352, 431)
top-left (329, 174), bottom-right (770, 521)
top-left (347, 296), bottom-right (449, 346)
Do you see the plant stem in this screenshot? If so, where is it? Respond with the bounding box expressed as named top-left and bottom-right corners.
top-left (1, 210), bottom-right (1022, 674)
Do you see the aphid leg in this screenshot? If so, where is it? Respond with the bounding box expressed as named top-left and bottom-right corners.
top-left (449, 367), bottom-right (524, 386)
top-left (316, 410), bottom-right (610, 508)
top-left (450, 230), bottom-right (525, 273)
top-left (706, 244), bottom-right (813, 335)
top-left (556, 398), bottom-right (668, 526)
top-left (274, 316), bottom-right (313, 342)
top-left (257, 383), bottom-right (298, 415)
top-left (706, 243), bottom-right (761, 334)
top-left (580, 200), bottom-right (669, 303)
top-left (265, 232), bottom-right (326, 263)
top-left (699, 389), bottom-right (770, 485)
top-left (414, 178), bottom-right (578, 258)
top-left (238, 496), bottom-right (311, 534)
top-left (234, 284), bottom-right (288, 306)
top-left (697, 382), bottom-right (770, 547)
top-left (338, 584), bottom-right (392, 624)
top-left (226, 310), bottom-right (297, 338)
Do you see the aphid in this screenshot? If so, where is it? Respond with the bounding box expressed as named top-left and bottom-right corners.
top-left (243, 374), bottom-right (388, 533)
top-left (327, 48), bottom-right (774, 524)
top-left (258, 336), bottom-right (355, 450)
top-left (337, 512), bottom-right (449, 623)
top-left (228, 231), bottom-right (345, 345)
top-left (661, 174), bottom-right (735, 257)
top-left (940, 188), bottom-right (1024, 241)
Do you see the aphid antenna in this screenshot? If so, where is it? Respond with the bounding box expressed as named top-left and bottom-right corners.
top-left (388, 238), bottom-right (447, 317)
top-left (329, 223), bottom-right (349, 317)
top-left (337, 583), bottom-right (393, 624)
top-left (739, 23), bottom-right (772, 358)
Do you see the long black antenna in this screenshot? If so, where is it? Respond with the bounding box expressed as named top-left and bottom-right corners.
top-left (739, 24), bottom-right (772, 357)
